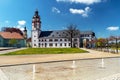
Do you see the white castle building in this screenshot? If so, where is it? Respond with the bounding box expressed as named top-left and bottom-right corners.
top-left (31, 10), bottom-right (96, 48)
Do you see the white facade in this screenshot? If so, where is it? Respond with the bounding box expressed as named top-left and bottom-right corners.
top-left (31, 10), bottom-right (80, 48)
top-left (31, 10), bottom-right (95, 48)
top-left (38, 38), bottom-right (71, 48)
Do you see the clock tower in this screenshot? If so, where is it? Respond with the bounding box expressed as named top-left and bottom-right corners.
top-left (32, 10), bottom-right (41, 47)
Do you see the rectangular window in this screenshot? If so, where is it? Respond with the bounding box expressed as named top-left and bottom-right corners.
top-left (49, 39), bottom-right (53, 41)
top-left (64, 39), bottom-right (67, 41)
top-left (60, 39), bottom-right (62, 41)
top-left (55, 43), bottom-right (57, 46)
top-left (81, 35), bottom-right (83, 37)
top-left (39, 43), bottom-right (41, 47)
top-left (49, 43), bottom-right (53, 46)
top-left (64, 43), bottom-right (66, 46)
top-left (54, 39), bottom-right (58, 41)
top-left (69, 43), bottom-right (71, 46)
top-left (34, 44), bottom-right (36, 46)
top-left (60, 43), bottom-right (62, 46)
top-left (45, 43), bottom-right (47, 47)
top-left (74, 39), bottom-right (77, 41)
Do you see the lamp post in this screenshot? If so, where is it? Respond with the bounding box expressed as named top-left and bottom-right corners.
top-left (106, 38), bottom-right (109, 52)
top-left (115, 37), bottom-right (118, 53)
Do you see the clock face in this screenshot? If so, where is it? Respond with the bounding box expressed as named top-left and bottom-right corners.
top-left (37, 18), bottom-right (39, 21)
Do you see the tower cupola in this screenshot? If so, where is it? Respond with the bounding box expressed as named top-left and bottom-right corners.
top-left (32, 10), bottom-right (41, 30)
top-left (23, 26), bottom-right (27, 39)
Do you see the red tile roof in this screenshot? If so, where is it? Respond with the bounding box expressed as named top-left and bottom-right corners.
top-left (0, 32), bottom-right (24, 39)
top-left (27, 37), bottom-right (31, 42)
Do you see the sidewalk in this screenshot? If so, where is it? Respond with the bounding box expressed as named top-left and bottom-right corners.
top-left (0, 48), bottom-right (27, 54)
top-left (0, 48), bottom-right (120, 67)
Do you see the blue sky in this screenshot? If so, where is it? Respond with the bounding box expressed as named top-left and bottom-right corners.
top-left (0, 0), bottom-right (120, 38)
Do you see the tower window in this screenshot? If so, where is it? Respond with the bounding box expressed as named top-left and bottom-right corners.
top-left (74, 39), bottom-right (77, 41)
top-left (64, 39), bottom-right (67, 41)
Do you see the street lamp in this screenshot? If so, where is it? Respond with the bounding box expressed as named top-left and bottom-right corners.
top-left (106, 38), bottom-right (109, 52)
top-left (115, 37), bottom-right (118, 53)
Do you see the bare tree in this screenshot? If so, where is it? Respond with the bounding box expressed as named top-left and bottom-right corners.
top-left (64, 24), bottom-right (80, 48)
top-left (2, 27), bottom-right (23, 35)
top-left (109, 36), bottom-right (120, 53)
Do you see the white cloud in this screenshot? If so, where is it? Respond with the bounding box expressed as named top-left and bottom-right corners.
top-left (16, 25), bottom-right (24, 31)
top-left (17, 20), bottom-right (26, 31)
top-left (52, 7), bottom-right (61, 13)
top-left (18, 20), bottom-right (26, 25)
top-left (69, 7), bottom-right (91, 17)
top-left (56, 0), bottom-right (102, 5)
top-left (106, 26), bottom-right (119, 31)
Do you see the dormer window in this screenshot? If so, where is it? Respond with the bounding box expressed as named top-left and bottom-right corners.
top-left (52, 35), bottom-right (54, 37)
top-left (59, 35), bottom-right (61, 37)
top-left (56, 32), bottom-right (59, 34)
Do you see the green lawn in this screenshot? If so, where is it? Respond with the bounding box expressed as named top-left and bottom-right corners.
top-left (3, 48), bottom-right (88, 55)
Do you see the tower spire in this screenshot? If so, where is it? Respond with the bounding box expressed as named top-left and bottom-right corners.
top-left (35, 9), bottom-right (39, 16)
top-left (32, 9), bottom-right (41, 30)
top-left (23, 26), bottom-right (27, 39)
top-left (32, 10), bottom-right (41, 48)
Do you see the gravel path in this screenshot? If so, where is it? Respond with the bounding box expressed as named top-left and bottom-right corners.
top-left (0, 48), bottom-right (120, 66)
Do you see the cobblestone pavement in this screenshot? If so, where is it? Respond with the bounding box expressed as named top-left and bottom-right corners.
top-left (1, 58), bottom-right (120, 80)
top-left (96, 73), bottom-right (120, 80)
top-left (0, 48), bottom-right (120, 80)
